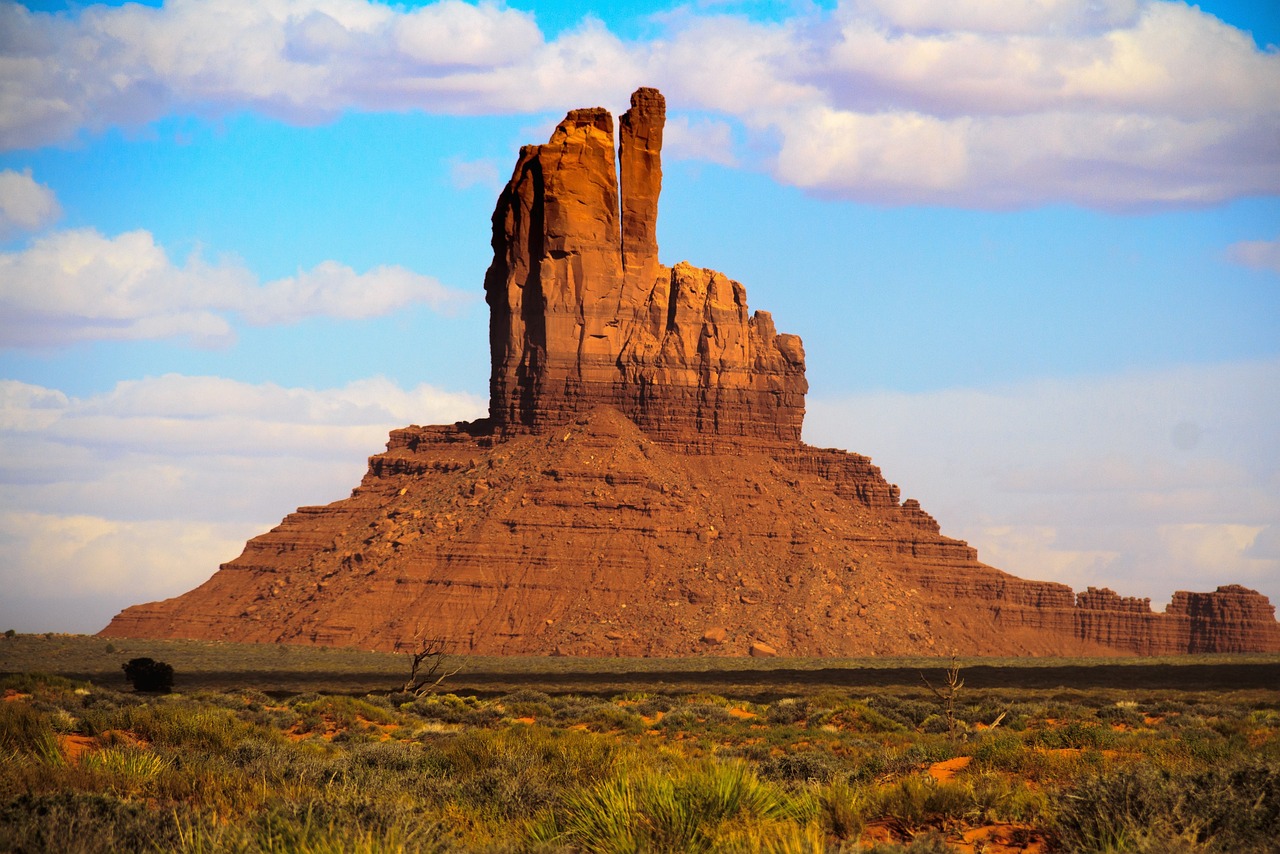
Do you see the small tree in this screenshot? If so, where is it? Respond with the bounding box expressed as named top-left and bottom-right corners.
top-left (920, 655), bottom-right (964, 736)
top-left (122, 657), bottom-right (174, 693)
top-left (400, 636), bottom-right (460, 696)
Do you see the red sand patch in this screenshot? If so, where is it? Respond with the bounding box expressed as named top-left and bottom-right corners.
top-left (356, 715), bottom-right (400, 741)
top-left (98, 729), bottom-right (149, 749)
top-left (57, 734), bottom-right (96, 762)
top-left (860, 818), bottom-right (911, 845)
top-left (1039, 747), bottom-right (1121, 759)
top-left (862, 818), bottom-right (1047, 853)
top-left (927, 756), bottom-right (972, 781)
top-left (957, 823), bottom-right (1049, 853)
top-left (53, 730), bottom-right (151, 762)
top-left (512, 716), bottom-right (536, 725)
top-left (2, 690), bottom-right (32, 702)
top-left (728, 708), bottom-right (758, 720)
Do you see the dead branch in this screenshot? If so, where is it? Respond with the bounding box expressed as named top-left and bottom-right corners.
top-left (919, 655), bottom-right (965, 736)
top-left (400, 635), bottom-right (461, 696)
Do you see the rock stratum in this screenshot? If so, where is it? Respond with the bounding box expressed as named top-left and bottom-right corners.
top-left (102, 89), bottom-right (1280, 657)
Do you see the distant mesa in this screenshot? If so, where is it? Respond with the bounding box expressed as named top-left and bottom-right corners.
top-left (101, 88), bottom-right (1280, 657)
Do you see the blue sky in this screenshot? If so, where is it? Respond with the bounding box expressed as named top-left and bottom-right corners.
top-left (0, 0), bottom-right (1277, 634)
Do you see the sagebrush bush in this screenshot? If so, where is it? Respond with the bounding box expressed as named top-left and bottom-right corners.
top-left (766, 698), bottom-right (810, 725)
top-left (759, 750), bottom-right (840, 784)
top-left (1051, 759), bottom-right (1280, 853)
top-left (543, 759), bottom-right (809, 853)
top-left (0, 700), bottom-right (50, 754)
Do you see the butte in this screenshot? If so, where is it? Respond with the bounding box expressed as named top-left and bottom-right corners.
top-left (102, 89), bottom-right (1280, 657)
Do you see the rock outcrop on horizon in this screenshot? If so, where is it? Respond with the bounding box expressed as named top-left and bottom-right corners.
top-left (101, 88), bottom-right (1280, 657)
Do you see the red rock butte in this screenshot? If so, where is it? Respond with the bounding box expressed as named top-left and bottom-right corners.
top-left (102, 88), bottom-right (1280, 657)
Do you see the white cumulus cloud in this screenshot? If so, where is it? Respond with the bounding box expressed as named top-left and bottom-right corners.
top-left (0, 373), bottom-right (487, 632)
top-left (0, 168), bottom-right (61, 238)
top-left (0, 227), bottom-right (470, 347)
top-left (1, 0), bottom-right (1276, 209)
top-left (805, 358), bottom-right (1280, 608)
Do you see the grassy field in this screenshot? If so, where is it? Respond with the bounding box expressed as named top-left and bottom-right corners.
top-left (2, 634), bottom-right (1279, 852)
top-left (4, 633), bottom-right (1278, 696)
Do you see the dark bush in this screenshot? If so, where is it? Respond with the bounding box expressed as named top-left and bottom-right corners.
top-left (0, 792), bottom-right (182, 853)
top-left (121, 658), bottom-right (173, 693)
top-left (759, 750), bottom-right (839, 784)
top-left (1052, 760), bottom-right (1280, 853)
top-left (766, 698), bottom-right (810, 725)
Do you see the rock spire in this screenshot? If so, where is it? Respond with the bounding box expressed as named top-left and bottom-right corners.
top-left (484, 87), bottom-right (806, 442)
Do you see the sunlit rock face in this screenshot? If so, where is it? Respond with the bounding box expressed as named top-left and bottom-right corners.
top-left (484, 87), bottom-right (806, 444)
top-left (101, 89), bottom-right (1280, 657)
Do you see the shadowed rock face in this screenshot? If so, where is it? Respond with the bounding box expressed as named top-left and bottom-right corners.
top-left (100, 88), bottom-right (1280, 657)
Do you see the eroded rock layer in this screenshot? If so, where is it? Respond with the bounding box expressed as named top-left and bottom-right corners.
top-left (101, 88), bottom-right (1280, 656)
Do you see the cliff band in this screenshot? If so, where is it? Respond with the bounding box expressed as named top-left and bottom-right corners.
top-left (102, 88), bottom-right (1280, 657)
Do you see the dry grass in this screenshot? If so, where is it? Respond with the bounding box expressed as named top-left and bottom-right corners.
top-left (1, 637), bottom-right (1279, 851)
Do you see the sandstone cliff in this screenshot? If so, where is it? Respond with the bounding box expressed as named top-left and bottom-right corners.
top-left (101, 88), bottom-right (1280, 657)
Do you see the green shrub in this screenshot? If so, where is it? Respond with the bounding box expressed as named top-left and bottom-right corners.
top-left (1097, 704), bottom-right (1145, 728)
top-left (580, 704), bottom-right (645, 735)
top-left (766, 699), bottom-right (810, 726)
top-left (633, 694), bottom-right (676, 717)
top-left (134, 704), bottom-right (250, 752)
top-left (82, 746), bottom-right (169, 796)
top-left (408, 694), bottom-right (499, 726)
top-left (0, 700), bottom-right (50, 754)
top-left (1188, 759), bottom-right (1280, 852)
top-left (1049, 760), bottom-right (1280, 853)
top-left (875, 776), bottom-right (977, 829)
top-left (0, 792), bottom-right (181, 853)
top-left (1, 673), bottom-right (78, 694)
top-left (1052, 765), bottom-right (1202, 852)
top-left (815, 779), bottom-right (870, 840)
top-left (972, 731), bottom-right (1027, 772)
top-left (1027, 720), bottom-right (1116, 751)
top-left (546, 760), bottom-right (804, 853)
top-left (759, 751), bottom-right (839, 784)
top-left (431, 726), bottom-right (620, 820)
top-left (862, 695), bottom-right (937, 730)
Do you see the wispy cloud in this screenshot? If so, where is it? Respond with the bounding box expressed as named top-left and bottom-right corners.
top-left (663, 115), bottom-right (738, 166)
top-left (0, 168), bottom-right (61, 238)
top-left (805, 358), bottom-right (1280, 607)
top-left (1226, 236), bottom-right (1280, 274)
top-left (0, 373), bottom-right (486, 631)
top-left (1, 0), bottom-right (1275, 209)
top-left (447, 156), bottom-right (503, 191)
top-left (0, 227), bottom-right (471, 347)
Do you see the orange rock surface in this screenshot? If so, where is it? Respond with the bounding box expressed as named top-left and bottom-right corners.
top-left (484, 87), bottom-right (806, 442)
top-left (101, 88), bottom-right (1280, 657)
